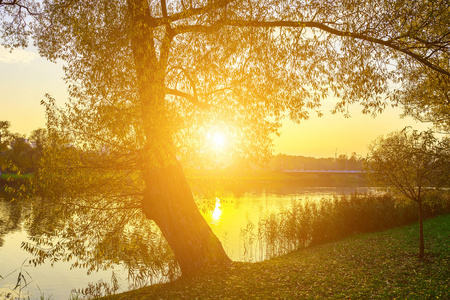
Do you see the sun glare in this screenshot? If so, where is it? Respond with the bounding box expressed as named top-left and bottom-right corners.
top-left (209, 131), bottom-right (227, 151)
top-left (211, 198), bottom-right (222, 221)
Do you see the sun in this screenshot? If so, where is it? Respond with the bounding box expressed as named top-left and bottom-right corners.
top-left (210, 131), bottom-right (227, 151)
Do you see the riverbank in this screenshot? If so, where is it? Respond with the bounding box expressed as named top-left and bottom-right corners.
top-left (0, 173), bottom-right (32, 183)
top-left (102, 214), bottom-right (449, 299)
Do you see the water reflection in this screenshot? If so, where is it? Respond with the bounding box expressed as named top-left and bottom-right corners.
top-left (211, 198), bottom-right (222, 223)
top-left (0, 198), bottom-right (22, 248)
top-left (201, 186), bottom-right (370, 261)
top-left (0, 195), bottom-right (175, 299)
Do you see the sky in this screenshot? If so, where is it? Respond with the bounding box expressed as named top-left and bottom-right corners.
top-left (0, 46), bottom-right (430, 158)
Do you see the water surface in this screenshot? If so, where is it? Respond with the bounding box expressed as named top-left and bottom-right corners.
top-left (0, 186), bottom-right (367, 299)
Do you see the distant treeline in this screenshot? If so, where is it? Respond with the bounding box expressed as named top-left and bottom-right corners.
top-left (1, 121), bottom-right (47, 175)
top-left (268, 153), bottom-right (363, 171)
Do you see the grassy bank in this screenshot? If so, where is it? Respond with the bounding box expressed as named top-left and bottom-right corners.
top-left (102, 214), bottom-right (449, 299)
top-left (0, 173), bottom-right (32, 185)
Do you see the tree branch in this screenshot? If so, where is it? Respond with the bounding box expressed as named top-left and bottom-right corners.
top-left (164, 87), bottom-right (210, 109)
top-left (160, 0), bottom-right (168, 18)
top-left (154, 0), bottom-right (233, 25)
top-left (175, 19), bottom-right (450, 77)
top-left (0, 0), bottom-right (40, 16)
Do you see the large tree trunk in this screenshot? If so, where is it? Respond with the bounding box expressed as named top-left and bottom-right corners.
top-left (127, 0), bottom-right (231, 275)
top-left (141, 161), bottom-right (231, 275)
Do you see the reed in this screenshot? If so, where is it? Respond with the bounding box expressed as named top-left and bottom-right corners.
top-left (242, 192), bottom-right (450, 261)
top-left (0, 259), bottom-right (47, 300)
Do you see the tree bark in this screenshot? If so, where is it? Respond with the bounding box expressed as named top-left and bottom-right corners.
top-left (142, 161), bottom-right (231, 275)
top-left (418, 199), bottom-right (424, 260)
top-left (127, 0), bottom-right (231, 275)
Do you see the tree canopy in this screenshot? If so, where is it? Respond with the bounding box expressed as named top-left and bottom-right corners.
top-left (0, 0), bottom-right (40, 48)
top-left (29, 0), bottom-right (446, 160)
top-left (365, 129), bottom-right (450, 199)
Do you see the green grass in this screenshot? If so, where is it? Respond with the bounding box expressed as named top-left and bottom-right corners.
top-left (101, 214), bottom-right (450, 299)
top-left (0, 172), bottom-right (32, 180)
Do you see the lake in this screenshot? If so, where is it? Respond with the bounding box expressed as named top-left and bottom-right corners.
top-left (0, 185), bottom-right (368, 299)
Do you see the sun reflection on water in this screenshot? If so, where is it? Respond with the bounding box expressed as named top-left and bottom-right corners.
top-left (211, 198), bottom-right (222, 222)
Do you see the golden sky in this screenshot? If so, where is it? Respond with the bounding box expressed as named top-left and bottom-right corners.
top-left (275, 105), bottom-right (429, 157)
top-left (0, 47), bottom-right (429, 158)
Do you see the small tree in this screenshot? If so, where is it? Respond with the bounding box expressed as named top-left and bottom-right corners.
top-left (365, 128), bottom-right (450, 259)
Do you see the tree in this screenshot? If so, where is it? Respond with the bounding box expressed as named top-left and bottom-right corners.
top-left (337, 154), bottom-right (348, 170)
top-left (0, 121), bottom-right (46, 174)
top-left (398, 67), bottom-right (450, 133)
top-left (0, 0), bottom-right (40, 48)
top-left (392, 2), bottom-right (450, 133)
top-left (365, 129), bottom-right (450, 259)
top-left (0, 121), bottom-right (10, 174)
top-left (0, 121), bottom-right (12, 150)
top-left (7, 137), bottom-right (35, 173)
top-left (3, 0), bottom-right (450, 277)
top-left (27, 128), bottom-right (47, 172)
top-left (0, 120), bottom-right (15, 171)
top-left (348, 152), bottom-right (362, 170)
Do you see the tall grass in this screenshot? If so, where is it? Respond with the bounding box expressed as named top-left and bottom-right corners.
top-left (0, 259), bottom-right (45, 300)
top-left (242, 192), bottom-right (450, 261)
